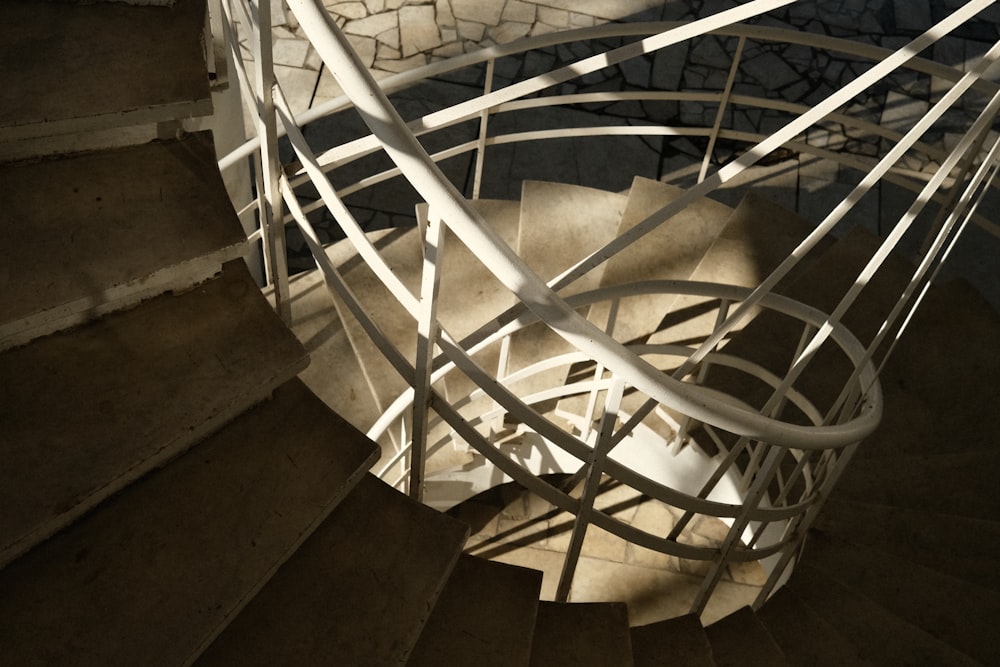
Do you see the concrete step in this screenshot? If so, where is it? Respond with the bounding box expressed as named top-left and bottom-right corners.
top-left (816, 498), bottom-right (1000, 592)
top-left (272, 267), bottom-right (384, 434)
top-left (649, 191), bottom-right (819, 352)
top-left (0, 262), bottom-right (308, 568)
top-left (630, 613), bottom-right (715, 667)
top-left (196, 474), bottom-right (469, 666)
top-left (503, 182), bottom-right (627, 436)
top-left (832, 449), bottom-right (1000, 521)
top-left (788, 564), bottom-right (980, 666)
top-left (1, 132), bottom-right (246, 350)
top-left (690, 229), bottom-right (898, 428)
top-left (704, 606), bottom-right (788, 667)
top-left (0, 0), bottom-right (210, 146)
top-left (318, 227), bottom-right (424, 418)
top-left (0, 379), bottom-right (378, 666)
top-left (422, 199), bottom-right (523, 444)
top-left (803, 532), bottom-right (1000, 664)
top-left (407, 555), bottom-right (543, 666)
top-left (589, 176), bottom-right (733, 346)
top-left (865, 278), bottom-right (1000, 458)
top-left (529, 601), bottom-right (634, 667)
top-left (756, 587), bottom-right (873, 666)
top-left (516, 181), bottom-right (626, 298)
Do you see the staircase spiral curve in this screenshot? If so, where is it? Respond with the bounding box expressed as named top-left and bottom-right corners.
top-left (1, 0), bottom-right (999, 664)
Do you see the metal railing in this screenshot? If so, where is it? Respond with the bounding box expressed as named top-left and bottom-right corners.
top-left (216, 0), bottom-right (1000, 615)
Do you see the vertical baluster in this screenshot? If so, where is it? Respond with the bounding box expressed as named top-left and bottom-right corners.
top-left (698, 35), bottom-right (747, 184)
top-left (250, 0), bottom-right (290, 322)
top-left (472, 59), bottom-right (496, 200)
top-left (555, 377), bottom-right (626, 602)
top-left (691, 443), bottom-right (783, 616)
top-left (410, 209), bottom-right (447, 502)
top-left (672, 299), bottom-right (731, 454)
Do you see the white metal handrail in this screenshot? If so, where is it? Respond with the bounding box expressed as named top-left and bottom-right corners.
top-left (285, 0), bottom-right (886, 452)
top-left (218, 0), bottom-right (1000, 613)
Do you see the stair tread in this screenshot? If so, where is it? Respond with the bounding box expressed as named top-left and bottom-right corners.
top-left (0, 379), bottom-right (378, 666)
top-left (864, 279), bottom-right (1000, 457)
top-left (422, 199), bottom-right (522, 431)
top-left (407, 554), bottom-right (543, 667)
top-left (516, 181), bottom-right (626, 296)
top-left (0, 262), bottom-right (308, 567)
top-left (0, 0), bottom-right (210, 139)
top-left (756, 587), bottom-right (872, 666)
top-left (1, 133), bottom-right (246, 349)
top-left (833, 448), bottom-right (1000, 520)
top-left (590, 176), bottom-right (732, 345)
top-left (431, 198), bottom-right (522, 342)
top-left (529, 601), bottom-right (633, 667)
top-left (630, 613), bottom-right (714, 667)
top-left (816, 497), bottom-right (1000, 591)
top-left (647, 191), bottom-right (819, 353)
top-left (511, 182), bottom-right (626, 404)
top-left (196, 474), bottom-right (469, 666)
top-left (323, 226), bottom-right (423, 414)
top-left (704, 606), bottom-right (788, 667)
top-left (803, 531), bottom-right (1000, 664)
top-left (789, 564), bottom-right (980, 666)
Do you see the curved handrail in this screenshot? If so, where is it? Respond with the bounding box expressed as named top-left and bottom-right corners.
top-left (285, 0), bottom-right (882, 452)
top-left (369, 279), bottom-right (879, 447)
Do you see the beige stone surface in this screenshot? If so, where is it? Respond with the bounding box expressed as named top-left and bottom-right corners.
top-left (0, 380), bottom-right (378, 666)
top-left (0, 0), bottom-right (210, 138)
top-left (530, 601), bottom-right (633, 665)
top-left (197, 475), bottom-right (468, 666)
top-left (1, 132), bottom-right (246, 349)
top-left (0, 264), bottom-right (308, 569)
top-left (408, 555), bottom-right (542, 666)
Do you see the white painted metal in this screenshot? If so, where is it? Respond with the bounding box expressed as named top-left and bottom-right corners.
top-left (214, 0), bottom-right (1000, 614)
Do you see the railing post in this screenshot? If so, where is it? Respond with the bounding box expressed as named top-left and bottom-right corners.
top-left (555, 377), bottom-right (626, 602)
top-left (251, 0), bottom-right (291, 322)
top-left (471, 59), bottom-right (496, 200)
top-left (672, 299), bottom-right (731, 454)
top-left (690, 443), bottom-right (782, 616)
top-left (698, 34), bottom-right (746, 184)
top-left (410, 208), bottom-right (447, 502)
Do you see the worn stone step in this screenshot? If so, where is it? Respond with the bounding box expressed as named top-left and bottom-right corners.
top-left (529, 601), bottom-right (634, 667)
top-left (510, 181), bottom-right (626, 404)
top-left (630, 613), bottom-right (714, 667)
top-left (289, 225), bottom-right (474, 475)
top-left (420, 199), bottom-right (523, 446)
top-left (196, 474), bottom-right (469, 665)
top-left (0, 0), bottom-right (210, 144)
top-left (756, 587), bottom-right (872, 666)
top-left (803, 531), bottom-right (1000, 664)
top-left (407, 555), bottom-right (543, 666)
top-left (649, 191), bottom-right (821, 352)
top-left (1, 132), bottom-right (246, 350)
top-left (862, 278), bottom-right (1000, 458)
top-left (0, 379), bottom-right (378, 666)
top-left (816, 498), bottom-right (1000, 592)
top-left (788, 564), bottom-right (980, 666)
top-left (704, 606), bottom-right (788, 667)
top-left (832, 449), bottom-right (1000, 521)
top-left (0, 262), bottom-right (308, 568)
top-left (590, 175), bottom-right (733, 345)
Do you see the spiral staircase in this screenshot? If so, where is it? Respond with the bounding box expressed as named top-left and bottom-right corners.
top-left (2, 0), bottom-right (1000, 665)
